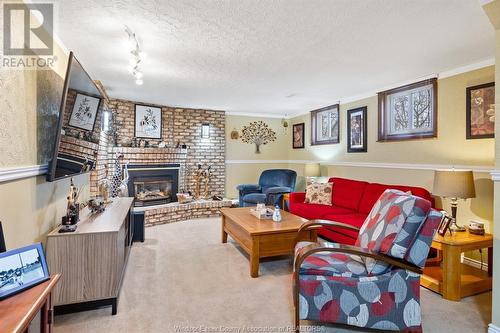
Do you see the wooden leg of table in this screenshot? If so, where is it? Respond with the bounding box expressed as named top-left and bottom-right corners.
top-left (442, 245), bottom-right (462, 301)
top-left (488, 246), bottom-right (493, 276)
top-left (250, 236), bottom-right (260, 278)
top-left (221, 215), bottom-right (228, 243)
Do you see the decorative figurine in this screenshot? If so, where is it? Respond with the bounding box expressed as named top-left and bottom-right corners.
top-left (60, 178), bottom-right (81, 232)
top-left (99, 163), bottom-right (112, 203)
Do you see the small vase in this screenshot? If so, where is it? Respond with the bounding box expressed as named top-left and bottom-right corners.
top-left (255, 144), bottom-right (261, 154)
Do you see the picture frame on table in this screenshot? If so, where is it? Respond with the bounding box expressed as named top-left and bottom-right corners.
top-left (347, 106), bottom-right (367, 152)
top-left (310, 104), bottom-right (340, 145)
top-left (437, 215), bottom-right (453, 236)
top-left (0, 243), bottom-right (50, 300)
top-left (292, 123), bottom-right (305, 149)
top-left (466, 82), bottom-right (495, 139)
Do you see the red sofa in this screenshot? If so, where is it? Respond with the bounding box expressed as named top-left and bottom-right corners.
top-left (289, 177), bottom-right (435, 245)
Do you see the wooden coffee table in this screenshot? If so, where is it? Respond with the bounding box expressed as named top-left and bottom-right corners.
top-left (220, 207), bottom-right (317, 278)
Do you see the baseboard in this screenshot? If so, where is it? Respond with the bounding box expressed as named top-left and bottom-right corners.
top-left (462, 256), bottom-right (488, 271)
top-left (488, 323), bottom-right (500, 333)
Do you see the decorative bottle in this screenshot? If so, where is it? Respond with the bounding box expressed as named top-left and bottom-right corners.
top-left (272, 205), bottom-right (282, 222)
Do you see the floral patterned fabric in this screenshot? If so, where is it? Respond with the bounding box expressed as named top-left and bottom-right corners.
top-left (304, 182), bottom-right (333, 205)
top-left (295, 189), bottom-right (442, 331)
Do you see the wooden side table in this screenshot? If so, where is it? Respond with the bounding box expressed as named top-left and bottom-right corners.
top-left (421, 230), bottom-right (492, 301)
top-left (0, 274), bottom-right (60, 333)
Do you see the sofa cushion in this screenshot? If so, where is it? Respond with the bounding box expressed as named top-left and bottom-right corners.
top-left (359, 183), bottom-right (433, 214)
top-left (289, 203), bottom-right (355, 220)
top-left (329, 177), bottom-right (368, 211)
top-left (355, 189), bottom-right (431, 259)
top-left (322, 213), bottom-right (367, 238)
top-left (304, 182), bottom-right (333, 205)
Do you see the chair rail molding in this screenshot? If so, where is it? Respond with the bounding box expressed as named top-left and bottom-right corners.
top-left (225, 160), bottom-right (493, 173)
top-left (0, 164), bottom-right (48, 183)
top-left (489, 323), bottom-right (500, 333)
top-left (490, 169), bottom-right (500, 181)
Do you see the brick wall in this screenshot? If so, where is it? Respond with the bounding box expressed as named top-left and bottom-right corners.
top-left (106, 99), bottom-right (226, 197)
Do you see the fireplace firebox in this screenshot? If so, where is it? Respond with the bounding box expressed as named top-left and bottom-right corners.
top-left (127, 164), bottom-right (180, 207)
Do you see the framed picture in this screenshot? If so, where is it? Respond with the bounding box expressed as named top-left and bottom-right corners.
top-left (437, 215), bottom-right (453, 236)
top-left (378, 78), bottom-right (437, 141)
top-left (347, 106), bottom-right (367, 152)
top-left (292, 123), bottom-right (305, 149)
top-left (135, 105), bottom-right (162, 139)
top-left (68, 93), bottom-right (101, 131)
top-left (310, 104), bottom-right (340, 145)
top-left (466, 82), bottom-right (495, 139)
top-left (0, 243), bottom-right (50, 300)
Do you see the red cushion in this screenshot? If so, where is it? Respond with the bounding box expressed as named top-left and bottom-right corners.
top-left (316, 213), bottom-right (368, 245)
top-left (358, 183), bottom-right (433, 214)
top-left (329, 177), bottom-right (368, 211)
top-left (289, 203), bottom-right (355, 220)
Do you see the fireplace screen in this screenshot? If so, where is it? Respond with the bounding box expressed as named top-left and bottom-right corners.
top-left (134, 179), bottom-right (173, 206)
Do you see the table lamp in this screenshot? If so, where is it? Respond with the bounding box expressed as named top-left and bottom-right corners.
top-left (304, 163), bottom-right (321, 186)
top-left (433, 169), bottom-right (476, 232)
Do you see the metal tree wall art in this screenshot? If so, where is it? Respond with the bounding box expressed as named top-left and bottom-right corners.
top-left (240, 121), bottom-right (277, 154)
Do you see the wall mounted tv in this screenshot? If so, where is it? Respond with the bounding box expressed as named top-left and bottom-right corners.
top-left (47, 52), bottom-right (103, 182)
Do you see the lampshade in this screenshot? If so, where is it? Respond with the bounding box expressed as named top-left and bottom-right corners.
top-left (304, 163), bottom-right (320, 177)
top-left (433, 170), bottom-right (476, 199)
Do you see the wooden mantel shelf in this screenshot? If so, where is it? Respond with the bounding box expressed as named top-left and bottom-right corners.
top-left (0, 274), bottom-right (60, 333)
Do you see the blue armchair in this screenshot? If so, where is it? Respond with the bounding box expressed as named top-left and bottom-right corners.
top-left (237, 169), bottom-right (297, 208)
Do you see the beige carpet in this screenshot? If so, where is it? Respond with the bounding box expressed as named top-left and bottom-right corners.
top-left (54, 217), bottom-right (492, 333)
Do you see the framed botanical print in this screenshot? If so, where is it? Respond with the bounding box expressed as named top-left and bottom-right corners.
top-left (378, 78), bottom-right (437, 141)
top-left (68, 93), bottom-right (101, 131)
top-left (310, 104), bottom-right (340, 145)
top-left (292, 123), bottom-right (305, 149)
top-left (466, 82), bottom-right (495, 139)
top-left (135, 105), bottom-right (162, 139)
top-left (347, 107), bottom-right (367, 152)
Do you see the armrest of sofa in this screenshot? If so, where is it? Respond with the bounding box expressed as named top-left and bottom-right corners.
top-left (264, 186), bottom-right (293, 194)
top-left (289, 192), bottom-right (305, 204)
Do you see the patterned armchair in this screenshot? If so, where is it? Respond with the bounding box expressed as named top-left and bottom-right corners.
top-left (293, 189), bottom-right (442, 332)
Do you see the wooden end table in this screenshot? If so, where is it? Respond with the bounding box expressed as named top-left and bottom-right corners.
top-left (0, 274), bottom-right (60, 333)
top-left (220, 207), bottom-right (316, 278)
top-left (421, 230), bottom-right (492, 301)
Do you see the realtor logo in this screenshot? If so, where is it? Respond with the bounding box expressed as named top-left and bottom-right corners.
top-left (3, 3), bottom-right (53, 56)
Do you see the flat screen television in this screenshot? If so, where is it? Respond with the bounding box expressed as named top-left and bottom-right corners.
top-left (47, 51), bottom-right (103, 181)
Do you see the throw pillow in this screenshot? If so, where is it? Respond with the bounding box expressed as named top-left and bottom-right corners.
top-left (304, 182), bottom-right (333, 205)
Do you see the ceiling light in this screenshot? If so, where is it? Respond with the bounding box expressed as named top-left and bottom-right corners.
top-left (127, 66), bottom-right (134, 73)
top-left (134, 71), bottom-right (143, 79)
top-left (135, 79), bottom-right (143, 85)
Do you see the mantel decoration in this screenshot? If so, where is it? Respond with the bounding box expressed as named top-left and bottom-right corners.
top-left (347, 106), bottom-right (367, 152)
top-left (230, 128), bottom-right (239, 140)
top-left (310, 104), bottom-right (340, 145)
top-left (240, 120), bottom-right (277, 154)
top-left (466, 82), bottom-right (495, 139)
top-left (135, 104), bottom-right (162, 139)
top-left (378, 78), bottom-right (437, 141)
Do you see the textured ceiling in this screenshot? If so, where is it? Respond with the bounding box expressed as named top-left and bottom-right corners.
top-left (53, 0), bottom-right (495, 116)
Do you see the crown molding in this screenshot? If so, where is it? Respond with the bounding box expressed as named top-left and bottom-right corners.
top-left (0, 164), bottom-right (48, 183)
top-left (225, 111), bottom-right (285, 119)
top-left (287, 58), bottom-right (495, 119)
